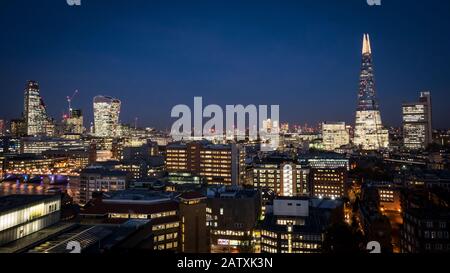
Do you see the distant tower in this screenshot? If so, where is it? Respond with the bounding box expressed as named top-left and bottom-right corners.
top-left (24, 80), bottom-right (49, 136)
top-left (64, 109), bottom-right (84, 134)
top-left (354, 34), bottom-right (389, 150)
top-left (402, 91), bottom-right (433, 150)
top-left (93, 95), bottom-right (121, 137)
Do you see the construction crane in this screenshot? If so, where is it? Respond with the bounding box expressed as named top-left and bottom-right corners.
top-left (67, 90), bottom-right (79, 115)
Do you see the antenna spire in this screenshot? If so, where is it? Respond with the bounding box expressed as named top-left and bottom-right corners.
top-left (362, 34), bottom-right (372, 55)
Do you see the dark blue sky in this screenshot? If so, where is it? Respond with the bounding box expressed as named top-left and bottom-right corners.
top-left (1, 0), bottom-right (449, 129)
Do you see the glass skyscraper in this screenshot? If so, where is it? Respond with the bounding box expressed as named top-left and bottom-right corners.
top-left (23, 80), bottom-right (49, 136)
top-left (354, 34), bottom-right (389, 150)
top-left (93, 95), bottom-right (121, 137)
top-left (402, 92), bottom-right (433, 150)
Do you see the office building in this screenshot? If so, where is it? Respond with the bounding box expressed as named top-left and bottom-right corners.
top-left (400, 188), bottom-right (450, 253)
top-left (0, 137), bottom-right (21, 154)
top-left (79, 166), bottom-right (128, 205)
top-left (309, 168), bottom-right (347, 199)
top-left (25, 221), bottom-right (155, 254)
top-left (354, 34), bottom-right (389, 150)
top-left (20, 136), bottom-right (88, 154)
top-left (166, 141), bottom-right (245, 186)
top-left (403, 92), bottom-right (433, 150)
top-left (260, 197), bottom-right (343, 253)
top-left (2, 154), bottom-right (66, 176)
top-left (322, 122), bottom-right (350, 151)
top-left (80, 190), bottom-right (180, 251)
top-left (116, 157), bottom-right (165, 180)
top-left (79, 189), bottom-right (208, 253)
top-left (64, 109), bottom-right (84, 134)
top-left (0, 119), bottom-right (5, 136)
top-left (93, 96), bottom-right (121, 138)
top-left (252, 156), bottom-right (309, 197)
top-left (206, 187), bottom-right (261, 253)
top-left (10, 119), bottom-right (26, 137)
top-left (298, 153), bottom-right (350, 170)
top-left (23, 81), bottom-right (51, 136)
top-left (178, 192), bottom-right (209, 253)
top-left (0, 195), bottom-right (61, 245)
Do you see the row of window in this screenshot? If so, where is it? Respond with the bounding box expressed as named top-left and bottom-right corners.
top-left (154, 232), bottom-right (179, 242)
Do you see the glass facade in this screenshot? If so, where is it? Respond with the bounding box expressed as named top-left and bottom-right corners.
top-left (93, 96), bottom-right (121, 138)
top-left (402, 92), bottom-right (432, 150)
top-left (322, 122), bottom-right (350, 151)
top-left (354, 34), bottom-right (389, 150)
top-left (23, 81), bottom-right (49, 136)
top-left (0, 196), bottom-right (61, 245)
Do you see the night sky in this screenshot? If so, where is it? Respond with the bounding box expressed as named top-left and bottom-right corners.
top-left (1, 0), bottom-right (449, 129)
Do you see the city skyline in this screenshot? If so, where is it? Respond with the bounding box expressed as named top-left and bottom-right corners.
top-left (0, 0), bottom-right (450, 129)
top-left (1, 0), bottom-right (449, 258)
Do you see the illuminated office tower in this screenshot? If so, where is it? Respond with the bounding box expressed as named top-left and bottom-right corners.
top-left (24, 81), bottom-right (49, 136)
top-left (93, 96), bottom-right (121, 138)
top-left (322, 122), bottom-right (350, 151)
top-left (166, 141), bottom-right (245, 186)
top-left (0, 119), bottom-right (5, 136)
top-left (262, 119), bottom-right (278, 133)
top-left (252, 157), bottom-right (309, 197)
top-left (280, 123), bottom-right (289, 134)
top-left (0, 195), bottom-right (61, 245)
top-left (64, 109), bottom-right (84, 134)
top-left (354, 34), bottom-right (389, 150)
top-left (402, 92), bottom-right (433, 150)
top-left (309, 168), bottom-right (347, 199)
top-left (10, 119), bottom-right (26, 137)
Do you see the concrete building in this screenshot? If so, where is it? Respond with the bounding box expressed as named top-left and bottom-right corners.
top-left (260, 197), bottom-right (343, 253)
top-left (400, 188), bottom-right (450, 253)
top-left (252, 156), bottom-right (309, 197)
top-left (322, 122), bottom-right (350, 151)
top-left (178, 192), bottom-right (209, 253)
top-left (206, 187), bottom-right (261, 253)
top-left (79, 166), bottom-right (128, 205)
top-left (63, 109), bottom-right (84, 135)
top-left (93, 96), bottom-right (121, 138)
top-left (309, 168), bottom-right (347, 199)
top-left (166, 141), bottom-right (245, 186)
top-left (79, 189), bottom-right (208, 253)
top-left (298, 153), bottom-right (350, 171)
top-left (403, 92), bottom-right (433, 150)
top-left (0, 195), bottom-right (61, 246)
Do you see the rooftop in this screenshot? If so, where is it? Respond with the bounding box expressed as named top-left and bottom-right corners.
top-left (80, 195), bottom-right (178, 216)
top-left (0, 195), bottom-right (59, 214)
top-left (261, 207), bottom-right (332, 234)
top-left (207, 186), bottom-right (259, 199)
top-left (81, 166), bottom-right (128, 176)
top-left (103, 189), bottom-right (173, 204)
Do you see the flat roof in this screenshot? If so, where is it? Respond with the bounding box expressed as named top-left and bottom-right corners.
top-left (81, 167), bottom-right (128, 176)
top-left (104, 189), bottom-right (174, 203)
top-left (0, 195), bottom-right (59, 214)
top-left (260, 207), bottom-right (331, 234)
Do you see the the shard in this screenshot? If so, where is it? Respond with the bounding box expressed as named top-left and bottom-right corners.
top-left (354, 34), bottom-right (389, 150)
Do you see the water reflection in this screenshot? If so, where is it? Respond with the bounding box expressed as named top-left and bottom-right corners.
top-left (0, 180), bottom-right (78, 199)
